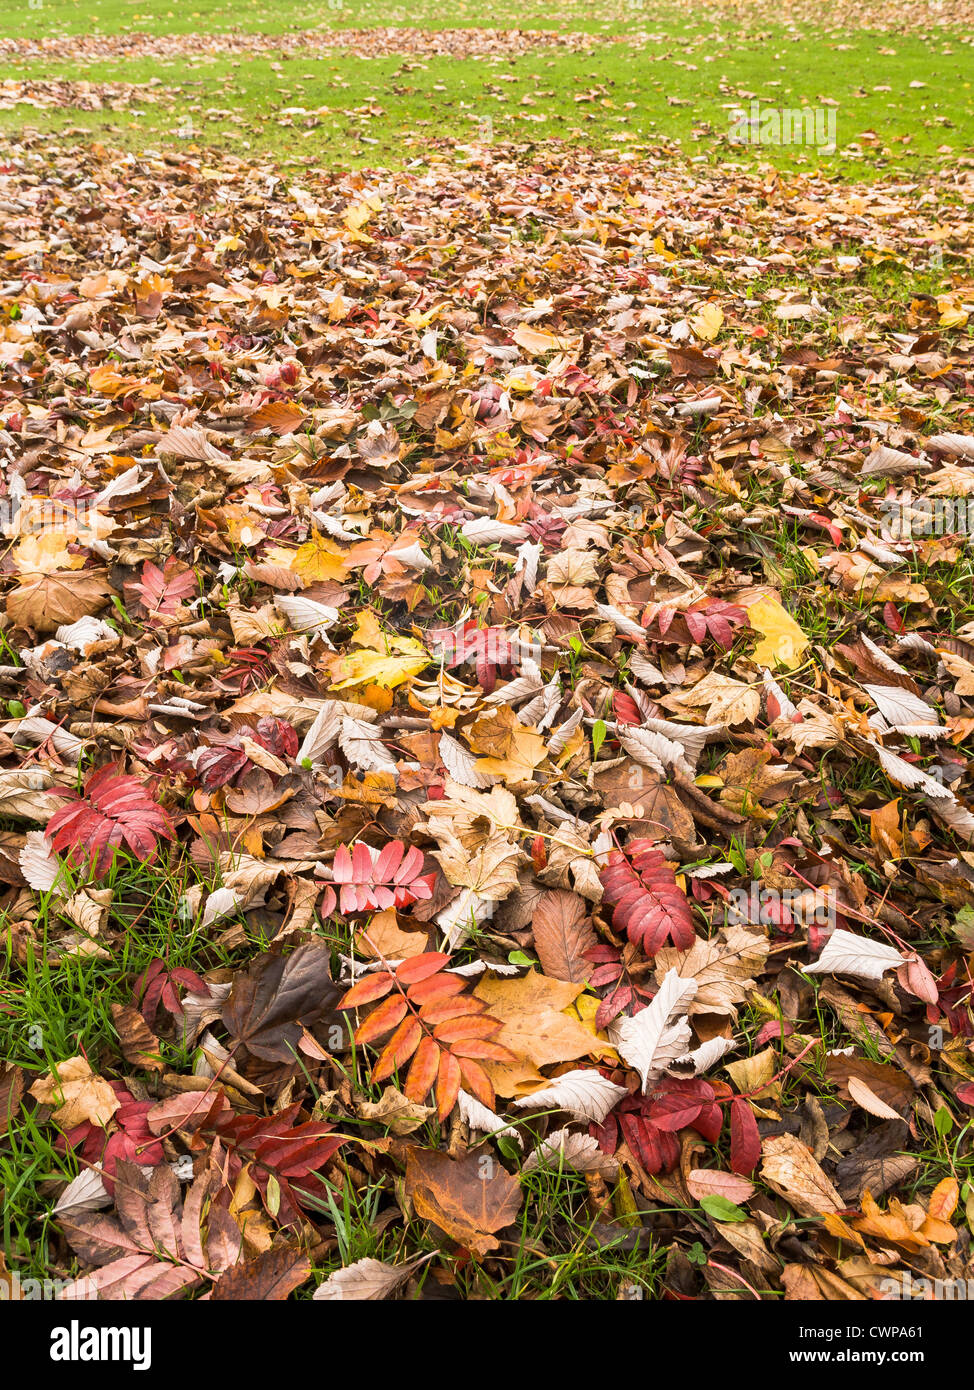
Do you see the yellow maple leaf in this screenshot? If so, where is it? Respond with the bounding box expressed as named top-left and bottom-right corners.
top-left (745, 594), bottom-right (810, 670)
top-left (331, 612), bottom-right (429, 690)
top-left (265, 534), bottom-right (348, 583)
top-left (689, 302), bottom-right (724, 342)
top-left (476, 727), bottom-right (548, 783)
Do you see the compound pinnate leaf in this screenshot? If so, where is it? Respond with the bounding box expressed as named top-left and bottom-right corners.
top-left (46, 765), bottom-right (174, 877)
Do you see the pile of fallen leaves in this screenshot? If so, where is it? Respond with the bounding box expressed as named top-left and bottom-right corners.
top-left (1, 130), bottom-right (973, 1300)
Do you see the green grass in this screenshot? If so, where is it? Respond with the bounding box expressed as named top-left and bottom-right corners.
top-left (1, 1), bottom-right (971, 176)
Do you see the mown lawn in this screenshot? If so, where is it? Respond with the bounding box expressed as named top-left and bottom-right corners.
top-left (1, 0), bottom-right (971, 176)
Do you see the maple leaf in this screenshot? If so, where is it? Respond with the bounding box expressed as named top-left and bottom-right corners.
top-left (222, 942), bottom-right (342, 1063)
top-left (428, 621), bottom-right (526, 694)
top-left (55, 1080), bottom-right (164, 1190)
top-left (599, 839), bottom-right (696, 954)
top-left (339, 952), bottom-right (514, 1121)
top-left (45, 765), bottom-right (174, 877)
top-left (644, 598), bottom-right (748, 651)
top-left (330, 610), bottom-right (429, 691)
top-left (404, 1147), bottom-right (522, 1257)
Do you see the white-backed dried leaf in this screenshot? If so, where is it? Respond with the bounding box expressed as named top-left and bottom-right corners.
top-left (804, 929), bottom-right (905, 983)
top-left (512, 1069), bottom-right (627, 1124)
top-left (438, 731), bottom-right (493, 789)
top-left (340, 715), bottom-right (396, 773)
top-left (456, 1088), bottom-right (523, 1146)
top-left (312, 1256), bottom-right (425, 1302)
top-left (609, 968), bottom-right (697, 1091)
top-left (522, 1128), bottom-right (618, 1176)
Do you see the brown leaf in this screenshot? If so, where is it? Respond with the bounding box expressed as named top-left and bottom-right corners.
top-left (472, 969), bottom-right (598, 1086)
top-left (110, 1003), bottom-right (164, 1072)
top-left (222, 941), bottom-right (342, 1062)
top-left (29, 1056), bottom-right (120, 1129)
top-left (532, 889), bottom-right (595, 984)
top-left (405, 1147), bottom-right (522, 1255)
top-left (7, 569), bottom-right (111, 632)
top-left (760, 1134), bottom-right (845, 1219)
top-left (211, 1246), bottom-right (311, 1300)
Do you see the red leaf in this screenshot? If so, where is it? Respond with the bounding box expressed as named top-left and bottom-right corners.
top-left (46, 765), bottom-right (174, 877)
top-left (331, 839), bottom-right (436, 913)
top-left (729, 1097), bottom-right (762, 1176)
top-left (883, 602), bottom-right (906, 634)
top-left (599, 840), bottom-right (695, 954)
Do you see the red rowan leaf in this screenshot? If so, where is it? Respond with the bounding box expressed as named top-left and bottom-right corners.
top-left (330, 840), bottom-right (436, 913)
top-left (46, 765), bottom-right (174, 878)
top-left (599, 840), bottom-right (695, 954)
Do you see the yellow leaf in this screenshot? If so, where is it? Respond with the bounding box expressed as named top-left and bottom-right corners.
top-left (331, 613), bottom-right (430, 691)
top-left (938, 297), bottom-right (969, 329)
top-left (745, 594), bottom-right (810, 670)
top-left (563, 992), bottom-right (619, 1062)
top-left (344, 197), bottom-right (381, 232)
top-left (868, 799), bottom-right (903, 860)
top-left (12, 531), bottom-right (85, 574)
top-left (928, 1176), bottom-right (959, 1223)
top-left (286, 534), bottom-right (349, 582)
top-left (87, 364), bottom-right (143, 398)
top-left (512, 324), bottom-right (574, 356)
top-left (476, 728), bottom-right (548, 783)
top-left (331, 648), bottom-right (428, 691)
top-left (689, 302), bottom-right (724, 342)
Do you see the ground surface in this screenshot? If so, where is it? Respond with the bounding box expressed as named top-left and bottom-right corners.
top-left (0, 0), bottom-right (973, 1306)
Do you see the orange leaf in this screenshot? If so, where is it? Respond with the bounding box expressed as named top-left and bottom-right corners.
top-left (928, 1176), bottom-right (959, 1222)
top-left (407, 974), bottom-right (468, 1006)
top-left (340, 973), bottom-right (394, 1009)
top-left (372, 1016), bottom-right (423, 1083)
top-left (403, 1036), bottom-right (441, 1104)
top-left (457, 1057), bottom-right (495, 1111)
top-left (396, 953), bottom-right (450, 985)
top-left (354, 993), bottom-right (408, 1046)
top-left (433, 1015), bottom-right (504, 1044)
top-left (449, 1039), bottom-right (516, 1062)
top-left (419, 997), bottom-right (486, 1026)
top-left (435, 1050), bottom-right (462, 1122)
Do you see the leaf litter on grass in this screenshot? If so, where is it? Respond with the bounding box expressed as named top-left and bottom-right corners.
top-left (0, 127), bottom-right (973, 1301)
